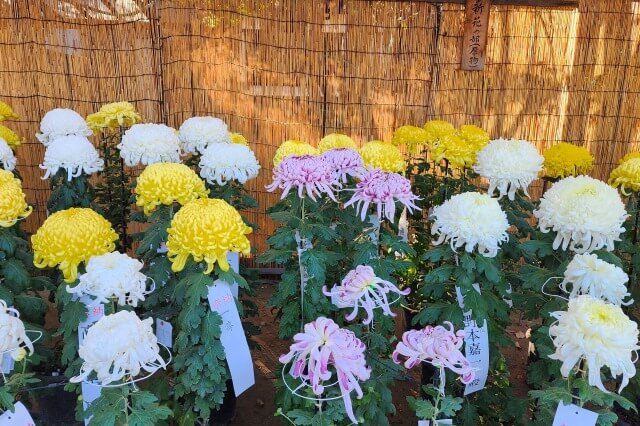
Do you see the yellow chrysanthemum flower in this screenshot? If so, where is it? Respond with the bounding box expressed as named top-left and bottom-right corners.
top-left (0, 170), bottom-right (31, 227)
top-left (457, 124), bottom-right (490, 151)
top-left (0, 101), bottom-right (19, 121)
top-left (32, 208), bottom-right (118, 283)
top-left (392, 125), bottom-right (431, 153)
top-left (273, 140), bottom-right (318, 167)
top-left (318, 133), bottom-right (357, 153)
top-left (230, 132), bottom-right (248, 145)
top-left (0, 125), bottom-right (22, 150)
top-left (609, 157), bottom-right (640, 195)
top-left (166, 198), bottom-right (252, 273)
top-left (423, 120), bottom-right (456, 143)
top-left (359, 140), bottom-right (405, 173)
top-left (135, 163), bottom-right (209, 215)
top-left (618, 152), bottom-right (640, 164)
top-left (86, 102), bottom-right (141, 132)
top-left (543, 142), bottom-right (594, 179)
top-left (431, 133), bottom-right (477, 168)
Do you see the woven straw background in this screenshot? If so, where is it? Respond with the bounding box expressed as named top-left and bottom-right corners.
top-left (1, 0), bottom-right (638, 258)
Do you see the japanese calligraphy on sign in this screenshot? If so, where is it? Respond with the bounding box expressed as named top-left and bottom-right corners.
top-left (461, 0), bottom-right (491, 70)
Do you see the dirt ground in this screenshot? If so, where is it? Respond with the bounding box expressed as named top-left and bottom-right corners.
top-left (232, 283), bottom-right (532, 425)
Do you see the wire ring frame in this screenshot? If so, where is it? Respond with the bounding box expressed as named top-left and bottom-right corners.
top-left (0, 330), bottom-right (43, 356)
top-left (91, 342), bottom-right (173, 389)
top-left (281, 359), bottom-right (343, 402)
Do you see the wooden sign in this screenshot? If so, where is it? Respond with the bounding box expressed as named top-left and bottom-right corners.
top-left (461, 0), bottom-right (491, 70)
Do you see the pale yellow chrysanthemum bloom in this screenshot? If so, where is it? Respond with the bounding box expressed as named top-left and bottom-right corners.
top-left (431, 133), bottom-right (477, 169)
top-left (230, 132), bottom-right (249, 145)
top-left (273, 140), bottom-right (318, 167)
top-left (32, 208), bottom-right (118, 283)
top-left (167, 198), bottom-right (252, 273)
top-left (391, 126), bottom-right (431, 154)
top-left (86, 101), bottom-right (141, 132)
top-left (0, 101), bottom-right (19, 121)
top-left (457, 124), bottom-right (490, 152)
top-left (423, 120), bottom-right (456, 144)
top-left (543, 142), bottom-right (594, 179)
top-left (618, 152), bottom-right (640, 164)
top-left (0, 170), bottom-right (32, 227)
top-left (0, 125), bottom-right (22, 150)
top-left (359, 140), bottom-right (405, 173)
top-left (135, 163), bottom-right (209, 215)
top-left (609, 157), bottom-right (640, 195)
top-left (318, 133), bottom-right (357, 153)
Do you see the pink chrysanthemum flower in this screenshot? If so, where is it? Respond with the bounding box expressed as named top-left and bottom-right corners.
top-left (279, 317), bottom-right (371, 424)
top-left (323, 265), bottom-right (410, 324)
top-left (344, 169), bottom-right (420, 221)
top-left (320, 148), bottom-right (365, 184)
top-left (393, 322), bottom-right (475, 384)
top-left (266, 155), bottom-right (338, 201)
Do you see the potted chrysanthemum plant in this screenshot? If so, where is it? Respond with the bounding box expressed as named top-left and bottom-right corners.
top-left (36, 108), bottom-right (103, 213)
top-left (87, 102), bottom-right (142, 251)
top-left (0, 100), bottom-right (22, 178)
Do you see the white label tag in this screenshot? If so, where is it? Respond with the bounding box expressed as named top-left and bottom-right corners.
top-left (398, 207), bottom-right (409, 242)
top-left (456, 285), bottom-right (489, 395)
top-left (294, 230), bottom-right (312, 290)
top-left (156, 319), bottom-right (173, 348)
top-left (552, 401), bottom-right (598, 426)
top-left (0, 402), bottom-right (35, 426)
top-left (78, 299), bottom-right (105, 346)
top-left (208, 280), bottom-right (255, 396)
top-left (81, 381), bottom-right (102, 426)
top-left (368, 214), bottom-right (381, 246)
top-left (157, 241), bottom-right (168, 254)
top-left (1, 353), bottom-right (15, 374)
top-left (418, 420), bottom-right (452, 426)
top-left (226, 252), bottom-right (240, 298)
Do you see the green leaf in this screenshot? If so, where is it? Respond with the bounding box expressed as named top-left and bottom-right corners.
top-left (424, 265), bottom-right (455, 284)
top-left (1, 258), bottom-right (30, 288)
top-left (519, 240), bottom-right (555, 258)
top-left (475, 255), bottom-right (500, 283)
top-left (409, 397), bottom-right (436, 419)
top-left (129, 390), bottom-right (172, 426)
top-left (0, 386), bottom-right (15, 411)
top-left (439, 395), bottom-right (463, 417)
top-left (285, 409), bottom-right (315, 425)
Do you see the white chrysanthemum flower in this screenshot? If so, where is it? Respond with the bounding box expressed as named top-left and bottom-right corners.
top-left (118, 123), bottom-right (181, 167)
top-left (560, 253), bottom-right (631, 306)
top-left (474, 138), bottom-right (543, 200)
top-left (431, 192), bottom-right (509, 257)
top-left (534, 176), bottom-right (627, 253)
top-left (178, 116), bottom-right (230, 154)
top-left (40, 135), bottom-right (104, 181)
top-left (67, 252), bottom-right (149, 307)
top-left (199, 143), bottom-right (260, 185)
top-left (549, 295), bottom-right (639, 393)
top-left (71, 310), bottom-right (167, 385)
top-left (0, 137), bottom-right (16, 171)
top-left (36, 108), bottom-right (92, 146)
top-left (0, 301), bottom-right (34, 360)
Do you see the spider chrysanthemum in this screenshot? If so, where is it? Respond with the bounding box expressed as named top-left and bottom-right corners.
top-left (533, 176), bottom-right (627, 253)
top-left (431, 191), bottom-right (509, 257)
top-left (135, 162), bottom-right (208, 215)
top-left (318, 133), bottom-right (357, 153)
top-left (560, 253), bottom-right (631, 306)
top-left (31, 208), bottom-right (118, 283)
top-left (40, 135), bottom-right (104, 181)
top-left (320, 148), bottom-right (364, 184)
top-left (36, 108), bottom-right (92, 146)
top-left (474, 138), bottom-right (544, 200)
top-left (266, 155), bottom-right (338, 201)
top-left (542, 142), bottom-right (594, 179)
top-left (199, 143), bottom-right (261, 186)
top-left (272, 140), bottom-right (318, 167)
top-left (86, 101), bottom-right (141, 132)
top-left (549, 295), bottom-right (638, 393)
top-left (359, 140), bottom-right (405, 173)
top-left (178, 116), bottom-right (230, 155)
top-left (166, 198), bottom-right (252, 273)
top-left (118, 123), bottom-right (182, 166)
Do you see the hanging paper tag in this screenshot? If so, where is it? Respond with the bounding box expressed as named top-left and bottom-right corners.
top-left (418, 420), bottom-right (452, 426)
top-left (207, 280), bottom-right (255, 396)
top-left (78, 298), bottom-right (105, 346)
top-left (455, 285), bottom-right (489, 395)
top-left (552, 401), bottom-right (598, 426)
top-left (226, 252), bottom-right (240, 298)
top-left (81, 381), bottom-right (102, 426)
top-left (156, 319), bottom-right (173, 348)
top-left (294, 230), bottom-right (312, 289)
top-left (368, 214), bottom-right (381, 246)
top-left (398, 207), bottom-right (409, 243)
top-left (0, 402), bottom-right (35, 425)
top-left (1, 354), bottom-right (14, 375)
top-left (157, 241), bottom-right (168, 254)
top-left (504, 282), bottom-right (513, 308)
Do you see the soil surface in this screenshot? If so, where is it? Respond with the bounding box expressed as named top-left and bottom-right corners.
top-left (232, 283), bottom-right (533, 425)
